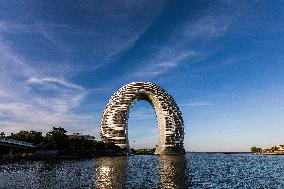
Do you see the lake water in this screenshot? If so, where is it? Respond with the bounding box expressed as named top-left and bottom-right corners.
top-left (0, 153), bottom-right (284, 188)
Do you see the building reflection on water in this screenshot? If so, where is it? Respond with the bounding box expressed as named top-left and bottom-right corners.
top-left (159, 154), bottom-right (192, 188)
top-left (93, 155), bottom-right (191, 188)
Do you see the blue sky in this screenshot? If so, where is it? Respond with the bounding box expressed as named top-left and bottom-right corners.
top-left (0, 0), bottom-right (283, 151)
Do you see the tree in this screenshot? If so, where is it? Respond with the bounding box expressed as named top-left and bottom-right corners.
top-left (271, 146), bottom-right (279, 152)
top-left (41, 127), bottom-right (69, 149)
top-left (10, 130), bottom-right (43, 144)
top-left (0, 132), bottom-right (5, 139)
top-left (7, 127), bottom-right (123, 152)
top-left (251, 146), bottom-right (262, 153)
top-left (68, 138), bottom-right (97, 150)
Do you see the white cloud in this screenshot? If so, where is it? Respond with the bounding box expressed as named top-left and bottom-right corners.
top-left (132, 50), bottom-right (198, 79)
top-left (129, 12), bottom-right (232, 80)
top-left (0, 29), bottom-right (95, 135)
top-left (0, 102), bottom-right (98, 135)
top-left (0, 0), bottom-right (167, 136)
top-left (0, 1), bottom-right (166, 71)
top-left (27, 77), bottom-right (84, 91)
top-left (155, 50), bottom-right (197, 68)
top-left (183, 15), bottom-right (230, 40)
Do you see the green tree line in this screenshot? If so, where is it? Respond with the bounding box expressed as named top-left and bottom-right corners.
top-left (6, 127), bottom-right (121, 151)
top-left (251, 146), bottom-right (280, 153)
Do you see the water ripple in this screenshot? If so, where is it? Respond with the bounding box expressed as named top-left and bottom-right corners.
top-left (0, 153), bottom-right (283, 188)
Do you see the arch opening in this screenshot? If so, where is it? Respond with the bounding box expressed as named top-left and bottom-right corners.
top-left (100, 82), bottom-right (185, 154)
top-left (127, 100), bottom-right (157, 150)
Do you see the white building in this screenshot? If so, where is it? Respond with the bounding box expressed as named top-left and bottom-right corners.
top-left (100, 82), bottom-right (185, 154)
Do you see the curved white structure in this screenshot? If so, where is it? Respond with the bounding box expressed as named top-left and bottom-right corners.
top-left (100, 82), bottom-right (184, 154)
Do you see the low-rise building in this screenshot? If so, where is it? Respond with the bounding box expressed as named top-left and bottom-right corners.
top-left (277, 145), bottom-right (284, 151)
top-left (68, 133), bottom-right (95, 140)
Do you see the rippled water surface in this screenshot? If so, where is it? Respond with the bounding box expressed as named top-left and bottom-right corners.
top-left (1, 153), bottom-right (284, 188)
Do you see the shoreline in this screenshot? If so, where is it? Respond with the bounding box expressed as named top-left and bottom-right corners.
top-left (1, 149), bottom-right (123, 160)
top-left (255, 151), bottom-right (284, 155)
